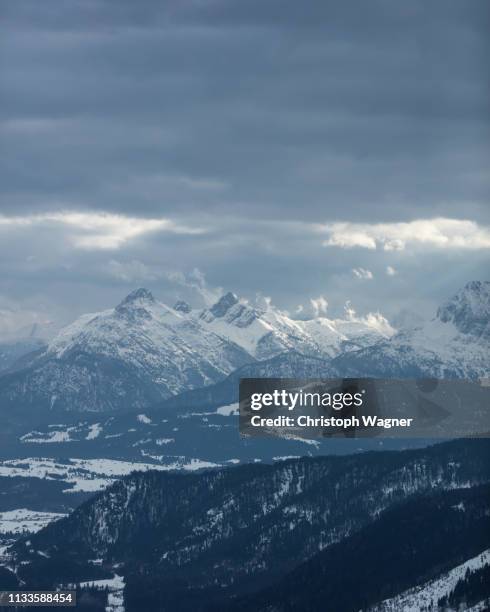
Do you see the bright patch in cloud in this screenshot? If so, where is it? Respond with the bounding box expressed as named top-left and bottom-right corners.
top-left (352, 267), bottom-right (373, 280)
top-left (0, 212), bottom-right (204, 250)
top-left (386, 266), bottom-right (397, 276)
top-left (310, 295), bottom-right (329, 317)
top-left (322, 218), bottom-right (490, 251)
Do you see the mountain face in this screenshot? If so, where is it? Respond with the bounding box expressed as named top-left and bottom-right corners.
top-left (7, 439), bottom-right (490, 611)
top-left (197, 291), bottom-right (393, 360)
top-left (332, 281), bottom-right (490, 380)
top-left (437, 280), bottom-right (490, 337)
top-left (0, 289), bottom-right (253, 417)
top-left (158, 351), bottom-right (336, 412)
top-left (0, 289), bottom-right (390, 417)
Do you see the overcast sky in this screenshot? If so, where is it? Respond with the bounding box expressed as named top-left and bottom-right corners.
top-left (0, 0), bottom-right (489, 335)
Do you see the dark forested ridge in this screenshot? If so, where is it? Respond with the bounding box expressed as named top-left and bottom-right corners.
top-left (232, 484), bottom-right (490, 611)
top-left (3, 439), bottom-right (489, 611)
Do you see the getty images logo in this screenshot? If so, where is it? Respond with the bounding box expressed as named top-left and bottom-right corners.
top-left (249, 388), bottom-right (365, 411)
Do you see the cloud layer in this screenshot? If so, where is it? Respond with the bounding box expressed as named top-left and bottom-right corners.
top-left (0, 212), bottom-right (203, 249)
top-left (1, 0), bottom-right (489, 223)
top-left (322, 218), bottom-right (490, 251)
top-left (0, 0), bottom-right (488, 332)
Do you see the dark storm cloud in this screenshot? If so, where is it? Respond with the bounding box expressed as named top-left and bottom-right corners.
top-left (1, 0), bottom-right (489, 221)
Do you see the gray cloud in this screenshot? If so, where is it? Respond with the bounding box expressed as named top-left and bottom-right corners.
top-left (0, 0), bottom-right (489, 330)
top-left (2, 0), bottom-right (489, 219)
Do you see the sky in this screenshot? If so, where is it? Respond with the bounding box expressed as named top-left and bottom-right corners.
top-left (0, 0), bottom-right (489, 335)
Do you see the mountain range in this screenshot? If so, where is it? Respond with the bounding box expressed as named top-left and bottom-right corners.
top-left (0, 282), bottom-right (488, 423)
top-left (0, 280), bottom-right (487, 471)
top-left (333, 281), bottom-right (490, 380)
top-left (0, 287), bottom-right (394, 419)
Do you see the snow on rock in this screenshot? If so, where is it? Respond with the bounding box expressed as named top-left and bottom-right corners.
top-left (20, 422), bottom-right (104, 444)
top-left (216, 403), bottom-right (239, 416)
top-left (333, 281), bottom-right (490, 380)
top-left (86, 423), bottom-right (102, 440)
top-left (0, 288), bottom-right (253, 414)
top-left (20, 429), bottom-right (75, 443)
top-left (370, 549), bottom-right (490, 611)
top-left (437, 281), bottom-right (490, 337)
top-left (1, 283), bottom-right (487, 417)
top-left (196, 292), bottom-right (393, 360)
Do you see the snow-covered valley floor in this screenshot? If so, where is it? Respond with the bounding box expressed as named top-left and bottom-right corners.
top-left (0, 508), bottom-right (66, 534)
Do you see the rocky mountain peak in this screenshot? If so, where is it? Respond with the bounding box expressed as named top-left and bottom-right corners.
top-left (209, 292), bottom-right (239, 318)
top-left (436, 281), bottom-right (490, 336)
top-left (117, 288), bottom-right (155, 307)
top-left (173, 300), bottom-right (192, 314)
top-left (114, 288), bottom-right (156, 321)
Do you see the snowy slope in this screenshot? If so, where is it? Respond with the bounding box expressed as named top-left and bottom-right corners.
top-left (0, 509), bottom-right (66, 534)
top-left (0, 289), bottom-right (252, 415)
top-left (0, 456), bottom-right (221, 493)
top-left (47, 289), bottom-right (391, 371)
top-left (437, 280), bottom-right (490, 337)
top-left (370, 549), bottom-right (490, 611)
top-left (332, 281), bottom-right (490, 380)
top-left (0, 288), bottom-right (392, 416)
top-left (195, 291), bottom-right (393, 359)
top-left (46, 289), bottom-right (251, 388)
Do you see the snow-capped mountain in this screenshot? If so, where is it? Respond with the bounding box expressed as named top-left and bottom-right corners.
top-left (46, 288), bottom-right (251, 384)
top-left (332, 281), bottom-right (490, 380)
top-left (0, 281), bottom-right (486, 419)
top-left (0, 289), bottom-right (252, 416)
top-left (437, 280), bottom-right (490, 338)
top-left (195, 291), bottom-right (393, 359)
top-left (0, 288), bottom-right (391, 417)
